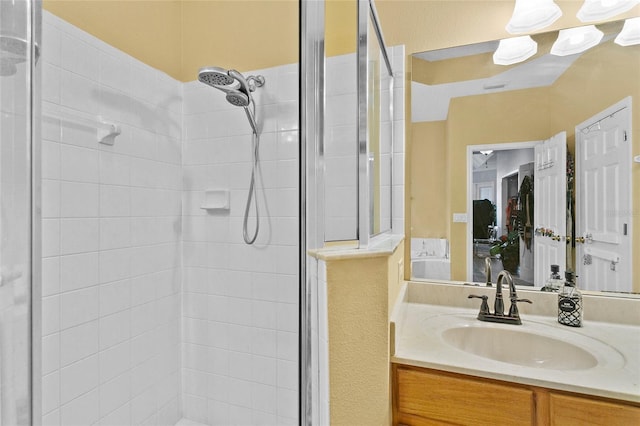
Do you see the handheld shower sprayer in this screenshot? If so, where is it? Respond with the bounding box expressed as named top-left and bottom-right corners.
top-left (197, 66), bottom-right (266, 245)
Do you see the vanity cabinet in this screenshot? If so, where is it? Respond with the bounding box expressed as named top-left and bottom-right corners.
top-left (393, 364), bottom-right (640, 426)
top-left (548, 393), bottom-right (640, 426)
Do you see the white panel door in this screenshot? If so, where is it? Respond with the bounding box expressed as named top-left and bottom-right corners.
top-left (576, 101), bottom-right (632, 292)
top-left (534, 132), bottom-right (567, 286)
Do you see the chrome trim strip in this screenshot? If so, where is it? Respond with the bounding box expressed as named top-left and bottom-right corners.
top-left (369, 0), bottom-right (393, 77)
top-left (357, 0), bottom-right (370, 248)
top-left (31, 1), bottom-right (43, 424)
top-left (388, 71), bottom-right (395, 234)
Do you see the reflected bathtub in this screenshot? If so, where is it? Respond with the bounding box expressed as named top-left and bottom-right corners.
top-left (411, 257), bottom-right (451, 281)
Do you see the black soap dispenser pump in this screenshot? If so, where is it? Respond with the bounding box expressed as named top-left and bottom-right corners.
top-left (558, 271), bottom-right (583, 327)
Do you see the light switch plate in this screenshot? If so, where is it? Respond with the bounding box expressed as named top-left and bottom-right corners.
top-left (453, 213), bottom-right (468, 223)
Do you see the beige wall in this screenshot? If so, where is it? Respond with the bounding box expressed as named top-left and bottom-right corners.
top-left (180, 0), bottom-right (297, 82)
top-left (326, 0), bottom-right (356, 57)
top-left (48, 1), bottom-right (635, 83)
top-left (325, 241), bottom-right (404, 425)
top-left (44, 0), bottom-right (298, 82)
top-left (44, 0), bottom-right (183, 78)
top-left (411, 121), bottom-right (449, 239)
top-left (446, 88), bottom-right (552, 280)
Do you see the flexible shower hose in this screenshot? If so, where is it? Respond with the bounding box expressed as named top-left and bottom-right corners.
top-left (242, 130), bottom-right (260, 244)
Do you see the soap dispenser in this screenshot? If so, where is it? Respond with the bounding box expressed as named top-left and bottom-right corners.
top-left (558, 271), bottom-right (583, 327)
top-left (541, 264), bottom-right (562, 292)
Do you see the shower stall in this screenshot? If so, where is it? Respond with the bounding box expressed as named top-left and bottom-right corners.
top-left (2, 0), bottom-right (301, 424)
top-left (0, 0), bottom-right (399, 424)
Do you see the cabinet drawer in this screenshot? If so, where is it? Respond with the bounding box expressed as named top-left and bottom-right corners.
top-left (396, 367), bottom-right (534, 425)
top-left (549, 393), bottom-right (640, 426)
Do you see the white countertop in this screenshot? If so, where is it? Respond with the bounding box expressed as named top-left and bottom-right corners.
top-left (392, 283), bottom-right (640, 403)
top-left (308, 234), bottom-right (404, 260)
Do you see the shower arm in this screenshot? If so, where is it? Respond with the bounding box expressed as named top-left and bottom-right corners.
top-left (247, 75), bottom-right (266, 91)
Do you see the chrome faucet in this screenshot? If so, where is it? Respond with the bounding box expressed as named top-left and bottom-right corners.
top-left (484, 257), bottom-right (492, 287)
top-left (468, 270), bottom-right (532, 325)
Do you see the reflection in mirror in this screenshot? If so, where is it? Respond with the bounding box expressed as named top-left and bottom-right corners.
top-left (410, 19), bottom-right (639, 293)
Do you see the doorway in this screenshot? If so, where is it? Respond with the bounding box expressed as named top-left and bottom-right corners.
top-left (468, 144), bottom-right (537, 286)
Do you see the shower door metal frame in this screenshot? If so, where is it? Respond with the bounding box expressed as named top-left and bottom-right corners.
top-left (357, 0), bottom-right (394, 248)
top-left (31, 1), bottom-right (43, 423)
top-left (0, 0), bottom-right (42, 424)
top-left (299, 0), bottom-right (325, 425)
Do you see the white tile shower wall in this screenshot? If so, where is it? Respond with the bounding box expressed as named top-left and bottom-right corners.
top-left (391, 45), bottom-right (406, 236)
top-left (182, 63), bottom-right (299, 425)
top-left (41, 12), bottom-right (183, 426)
top-left (325, 53), bottom-right (358, 241)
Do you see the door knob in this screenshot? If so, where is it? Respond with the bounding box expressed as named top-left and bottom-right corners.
top-left (575, 237), bottom-right (585, 243)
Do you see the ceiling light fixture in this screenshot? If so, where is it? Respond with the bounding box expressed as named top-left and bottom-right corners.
top-left (615, 17), bottom-right (640, 46)
top-left (550, 25), bottom-right (604, 56)
top-left (577, 0), bottom-right (640, 23)
top-left (493, 36), bottom-right (538, 65)
top-left (506, 0), bottom-right (563, 34)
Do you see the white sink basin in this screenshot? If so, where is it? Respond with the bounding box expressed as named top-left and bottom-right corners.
top-left (416, 313), bottom-right (626, 372)
top-left (442, 326), bottom-right (597, 370)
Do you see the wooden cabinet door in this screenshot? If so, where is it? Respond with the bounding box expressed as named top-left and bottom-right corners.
top-left (549, 393), bottom-right (640, 426)
top-left (395, 366), bottom-right (535, 426)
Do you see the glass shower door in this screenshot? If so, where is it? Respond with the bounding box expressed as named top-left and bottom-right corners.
top-left (0, 0), bottom-right (40, 424)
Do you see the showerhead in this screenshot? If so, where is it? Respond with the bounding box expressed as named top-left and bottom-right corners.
top-left (197, 66), bottom-right (264, 134)
top-left (198, 66), bottom-right (235, 87)
top-left (198, 66), bottom-right (253, 108)
top-left (226, 91), bottom-right (250, 107)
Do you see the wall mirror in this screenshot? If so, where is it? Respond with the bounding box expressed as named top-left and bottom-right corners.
top-left (410, 19), bottom-right (639, 294)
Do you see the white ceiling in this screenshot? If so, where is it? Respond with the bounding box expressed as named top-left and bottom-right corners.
top-left (414, 40), bottom-right (499, 62)
top-left (411, 52), bottom-right (581, 122)
top-left (412, 34), bottom-right (617, 123)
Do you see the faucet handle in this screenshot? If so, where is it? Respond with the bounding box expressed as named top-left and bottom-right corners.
top-left (468, 294), bottom-right (490, 316)
top-left (508, 298), bottom-right (533, 318)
